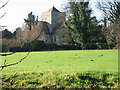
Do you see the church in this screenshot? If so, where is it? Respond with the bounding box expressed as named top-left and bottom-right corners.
top-left (39, 6), bottom-right (68, 45)
top-left (13, 6), bottom-right (70, 46)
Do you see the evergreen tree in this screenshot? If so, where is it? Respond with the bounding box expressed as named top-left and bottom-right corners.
top-left (24, 12), bottom-right (35, 30)
top-left (65, 1), bottom-right (105, 49)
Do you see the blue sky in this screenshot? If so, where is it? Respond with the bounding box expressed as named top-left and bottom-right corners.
top-left (0, 0), bottom-right (103, 32)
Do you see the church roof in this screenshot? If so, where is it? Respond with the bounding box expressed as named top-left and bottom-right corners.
top-left (47, 6), bottom-right (60, 12)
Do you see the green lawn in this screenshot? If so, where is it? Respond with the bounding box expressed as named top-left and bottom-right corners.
top-left (2, 50), bottom-right (118, 74)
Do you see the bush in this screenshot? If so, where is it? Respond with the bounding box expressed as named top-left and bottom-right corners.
top-left (2, 45), bottom-right (10, 52)
top-left (10, 46), bottom-right (22, 52)
top-left (4, 40), bottom-right (110, 52)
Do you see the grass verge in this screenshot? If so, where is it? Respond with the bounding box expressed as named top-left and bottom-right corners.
top-left (2, 71), bottom-right (118, 89)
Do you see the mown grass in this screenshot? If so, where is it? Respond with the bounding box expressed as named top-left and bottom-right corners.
top-left (2, 71), bottom-right (118, 89)
top-left (2, 50), bottom-right (118, 74)
top-left (1, 50), bottom-right (118, 88)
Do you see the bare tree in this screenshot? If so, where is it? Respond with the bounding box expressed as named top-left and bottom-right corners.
top-left (97, 0), bottom-right (120, 48)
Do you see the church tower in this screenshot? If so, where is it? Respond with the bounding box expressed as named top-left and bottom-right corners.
top-left (41, 6), bottom-right (66, 33)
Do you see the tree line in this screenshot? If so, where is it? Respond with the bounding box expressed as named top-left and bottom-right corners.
top-left (65, 0), bottom-right (119, 49)
top-left (1, 0), bottom-right (119, 52)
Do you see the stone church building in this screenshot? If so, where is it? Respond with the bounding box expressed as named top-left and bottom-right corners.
top-left (39, 6), bottom-right (68, 45)
top-left (13, 6), bottom-right (70, 46)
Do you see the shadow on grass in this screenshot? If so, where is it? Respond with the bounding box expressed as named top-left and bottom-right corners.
top-left (2, 71), bottom-right (118, 89)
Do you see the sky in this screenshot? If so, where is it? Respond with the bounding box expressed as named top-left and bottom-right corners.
top-left (0, 0), bottom-right (103, 32)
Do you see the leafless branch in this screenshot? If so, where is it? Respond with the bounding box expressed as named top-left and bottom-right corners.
top-left (0, 0), bottom-right (9, 9)
top-left (0, 0), bottom-right (9, 19)
top-left (0, 12), bottom-right (6, 19)
top-left (0, 52), bottom-right (30, 70)
top-left (4, 59), bottom-right (7, 65)
top-left (0, 52), bottom-right (15, 56)
top-left (0, 28), bottom-right (45, 70)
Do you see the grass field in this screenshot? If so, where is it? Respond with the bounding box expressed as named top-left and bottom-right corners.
top-left (1, 50), bottom-right (119, 88)
top-left (2, 50), bottom-right (118, 74)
